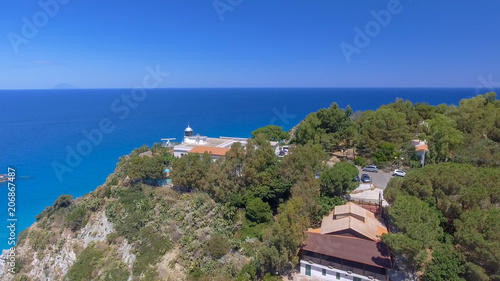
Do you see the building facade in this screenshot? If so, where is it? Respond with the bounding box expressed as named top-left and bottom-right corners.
top-left (162, 125), bottom-right (281, 159)
top-left (300, 203), bottom-right (391, 281)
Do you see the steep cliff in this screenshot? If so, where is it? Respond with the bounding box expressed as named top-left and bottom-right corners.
top-left (0, 147), bottom-right (244, 281)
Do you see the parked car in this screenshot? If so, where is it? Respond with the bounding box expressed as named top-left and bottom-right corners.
top-left (393, 169), bottom-right (406, 177)
top-left (362, 165), bottom-right (378, 173)
top-left (354, 175), bottom-right (360, 182)
top-left (361, 174), bottom-right (371, 183)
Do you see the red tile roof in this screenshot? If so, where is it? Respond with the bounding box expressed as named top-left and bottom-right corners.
top-left (303, 232), bottom-right (392, 269)
top-left (415, 144), bottom-right (429, 152)
top-left (188, 146), bottom-right (231, 156)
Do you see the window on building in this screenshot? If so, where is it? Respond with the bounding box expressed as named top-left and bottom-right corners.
top-left (353, 277), bottom-right (362, 281)
top-left (305, 265), bottom-right (311, 276)
top-left (336, 272), bottom-right (341, 279)
top-left (322, 269), bottom-right (326, 276)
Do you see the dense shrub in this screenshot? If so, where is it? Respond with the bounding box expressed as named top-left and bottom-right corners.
top-left (207, 233), bottom-right (230, 259)
top-left (54, 194), bottom-right (74, 210)
top-left (102, 263), bottom-right (130, 281)
top-left (128, 155), bottom-right (166, 182)
top-left (16, 229), bottom-right (28, 247)
top-left (66, 243), bottom-right (104, 281)
top-left (35, 194), bottom-right (74, 221)
top-left (132, 226), bottom-right (172, 277)
top-left (64, 207), bottom-right (89, 232)
top-left (130, 144), bottom-right (150, 158)
top-left (245, 198), bottom-right (272, 224)
top-left (236, 262), bottom-right (258, 281)
top-left (319, 162), bottom-right (358, 196)
top-left (29, 229), bottom-right (52, 251)
top-left (354, 156), bottom-right (367, 167)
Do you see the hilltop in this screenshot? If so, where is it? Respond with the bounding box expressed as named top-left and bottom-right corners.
top-left (1, 92), bottom-right (499, 281)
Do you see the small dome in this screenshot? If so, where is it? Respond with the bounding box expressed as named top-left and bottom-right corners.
top-left (185, 125), bottom-right (193, 132)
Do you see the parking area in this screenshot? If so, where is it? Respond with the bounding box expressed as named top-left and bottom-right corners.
top-left (349, 167), bottom-right (394, 206)
top-left (357, 167), bottom-right (393, 190)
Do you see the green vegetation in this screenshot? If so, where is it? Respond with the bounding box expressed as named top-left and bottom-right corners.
top-left (384, 163), bottom-right (500, 279)
top-left (170, 134), bottom-right (340, 277)
top-left (424, 244), bottom-right (465, 281)
top-left (66, 242), bottom-right (104, 281)
top-left (16, 93), bottom-right (500, 280)
top-left (357, 107), bottom-right (409, 153)
top-left (319, 162), bottom-right (358, 196)
top-left (28, 229), bottom-right (53, 251)
top-left (292, 93), bottom-right (500, 169)
top-left (128, 153), bottom-right (172, 183)
top-left (35, 194), bottom-right (74, 221)
top-left (293, 103), bottom-right (355, 150)
top-left (289, 92), bottom-right (500, 279)
top-left (252, 125), bottom-right (289, 141)
top-left (454, 209), bottom-right (500, 279)
top-left (245, 197), bottom-right (272, 224)
top-left (66, 241), bottom-right (131, 281)
top-left (207, 233), bottom-right (231, 259)
top-left (132, 226), bottom-right (172, 277)
top-left (64, 206), bottom-right (89, 232)
top-left (426, 114), bottom-right (464, 163)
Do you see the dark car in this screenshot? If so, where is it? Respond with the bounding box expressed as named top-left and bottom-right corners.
top-left (362, 165), bottom-right (378, 173)
top-left (354, 176), bottom-right (360, 182)
top-left (361, 174), bottom-right (371, 183)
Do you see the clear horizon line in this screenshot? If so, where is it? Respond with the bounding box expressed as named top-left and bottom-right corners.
top-left (0, 86), bottom-right (481, 91)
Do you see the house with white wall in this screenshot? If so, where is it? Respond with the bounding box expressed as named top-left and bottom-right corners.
top-left (162, 125), bottom-right (281, 159)
top-left (300, 202), bottom-right (391, 281)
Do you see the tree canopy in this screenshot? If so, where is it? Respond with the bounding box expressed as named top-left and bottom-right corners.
top-left (319, 162), bottom-right (358, 196)
top-left (293, 103), bottom-right (354, 151)
top-left (383, 162), bottom-right (500, 278)
top-left (252, 125), bottom-right (289, 142)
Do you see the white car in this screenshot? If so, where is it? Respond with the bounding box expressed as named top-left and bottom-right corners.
top-left (393, 169), bottom-right (406, 177)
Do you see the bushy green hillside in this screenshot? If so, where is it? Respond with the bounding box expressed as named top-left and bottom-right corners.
top-left (384, 163), bottom-right (500, 280)
top-left (12, 92), bottom-right (500, 281)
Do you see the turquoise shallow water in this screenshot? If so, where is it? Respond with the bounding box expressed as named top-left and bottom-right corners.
top-left (0, 87), bottom-right (479, 249)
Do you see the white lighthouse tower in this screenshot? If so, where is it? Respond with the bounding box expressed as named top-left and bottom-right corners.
top-left (182, 125), bottom-right (208, 144)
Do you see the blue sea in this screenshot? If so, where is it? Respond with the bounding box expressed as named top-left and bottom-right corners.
top-left (0, 88), bottom-right (480, 250)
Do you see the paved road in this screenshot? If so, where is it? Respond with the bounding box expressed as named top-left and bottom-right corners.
top-left (357, 167), bottom-right (393, 190)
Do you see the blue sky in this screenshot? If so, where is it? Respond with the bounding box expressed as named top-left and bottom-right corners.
top-left (1, 0), bottom-right (499, 89)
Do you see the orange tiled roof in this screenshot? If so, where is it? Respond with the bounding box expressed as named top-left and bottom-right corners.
top-left (319, 202), bottom-right (387, 241)
top-left (188, 146), bottom-right (231, 156)
top-left (415, 144), bottom-right (429, 151)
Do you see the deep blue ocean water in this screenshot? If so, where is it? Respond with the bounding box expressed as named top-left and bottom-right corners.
top-left (0, 88), bottom-right (479, 249)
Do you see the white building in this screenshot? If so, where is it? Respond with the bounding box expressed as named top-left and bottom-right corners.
top-left (162, 125), bottom-right (281, 159)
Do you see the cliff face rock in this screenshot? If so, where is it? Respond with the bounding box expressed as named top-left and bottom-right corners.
top-left (0, 209), bottom-right (136, 281)
top-left (77, 211), bottom-right (114, 248)
top-left (0, 147), bottom-right (243, 281)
